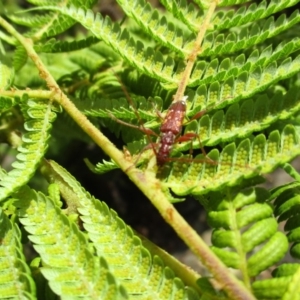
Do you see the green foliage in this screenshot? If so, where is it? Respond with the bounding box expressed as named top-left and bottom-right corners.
top-left (166, 124), bottom-right (300, 196)
top-left (204, 188), bottom-right (288, 276)
top-left (0, 208), bottom-right (36, 298)
top-left (14, 185), bottom-right (128, 299)
top-left (1, 0), bottom-right (300, 299)
top-left (0, 96), bottom-right (60, 202)
top-left (39, 160), bottom-right (200, 299)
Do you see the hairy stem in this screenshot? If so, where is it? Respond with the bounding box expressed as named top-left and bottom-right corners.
top-left (0, 16), bottom-right (255, 300)
top-left (173, 0), bottom-right (218, 102)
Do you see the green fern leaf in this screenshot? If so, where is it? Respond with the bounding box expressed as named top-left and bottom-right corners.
top-left (85, 95), bottom-right (159, 124)
top-left (39, 14), bottom-right (76, 39)
top-left (190, 39), bottom-right (300, 87)
top-left (67, 49), bottom-right (108, 74)
top-left (282, 163), bottom-right (300, 182)
top-left (181, 54), bottom-right (300, 103)
top-left (10, 0), bottom-right (96, 40)
top-left (85, 83), bottom-right (300, 174)
top-left (159, 0), bottom-right (204, 32)
top-left (30, 3), bottom-right (300, 91)
top-left (0, 208), bottom-right (36, 298)
top-left (10, 11), bottom-right (76, 39)
top-left (9, 12), bottom-right (58, 28)
top-left (217, 0), bottom-right (261, 7)
top-left (36, 5), bottom-right (181, 84)
top-left (0, 99), bottom-right (60, 202)
top-left (279, 265), bottom-right (300, 300)
top-left (27, 0), bottom-right (66, 5)
top-left (41, 160), bottom-right (200, 299)
top-left (116, 0), bottom-right (194, 58)
top-left (13, 45), bottom-right (28, 72)
top-left (2, 1), bottom-right (300, 297)
top-left (273, 263), bottom-right (300, 277)
top-left (201, 11), bottom-right (300, 57)
top-left (84, 94), bottom-right (161, 147)
top-left (247, 231), bottom-right (288, 276)
top-left (272, 181), bottom-right (300, 259)
top-left (85, 159), bottom-right (119, 174)
top-left (36, 36), bottom-right (100, 53)
top-left (253, 263), bottom-right (300, 299)
top-left (165, 125), bottom-right (300, 196)
top-left (173, 87), bottom-right (300, 154)
top-left (14, 186), bottom-right (128, 299)
top-left (202, 188), bottom-right (288, 278)
top-left (252, 276), bottom-right (293, 298)
top-left (162, 0), bottom-right (299, 33)
top-left (213, 0), bottom-right (300, 31)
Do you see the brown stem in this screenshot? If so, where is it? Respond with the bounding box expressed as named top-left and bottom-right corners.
top-left (173, 1), bottom-right (218, 103)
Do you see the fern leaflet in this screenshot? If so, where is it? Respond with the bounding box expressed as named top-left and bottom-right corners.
top-left (0, 98), bottom-right (60, 202)
top-left (41, 160), bottom-right (201, 299)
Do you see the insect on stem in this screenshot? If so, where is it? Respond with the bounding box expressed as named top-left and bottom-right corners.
top-left (157, 96), bottom-right (188, 166)
top-left (108, 72), bottom-right (218, 170)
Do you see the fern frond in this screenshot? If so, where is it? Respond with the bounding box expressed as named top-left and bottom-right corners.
top-left (182, 87), bottom-right (300, 150)
top-left (83, 93), bottom-right (162, 147)
top-left (42, 160), bottom-right (200, 299)
top-left (9, 12), bottom-right (58, 28)
top-left (272, 178), bottom-right (300, 259)
top-left (9, 0), bottom-right (96, 40)
top-left (0, 98), bottom-right (60, 202)
top-left (86, 83), bottom-right (300, 166)
top-left (159, 0), bottom-right (204, 32)
top-left (251, 263), bottom-right (300, 298)
top-left (214, 0), bottom-right (300, 30)
top-left (282, 163), bottom-right (300, 182)
top-left (116, 0), bottom-right (194, 58)
top-left (36, 36), bottom-right (100, 53)
top-left (203, 187), bottom-right (288, 277)
top-left (85, 158), bottom-right (119, 174)
top-left (252, 276), bottom-right (295, 299)
top-left (14, 185), bottom-right (128, 299)
top-left (165, 125), bottom-right (300, 196)
top-left (162, 0), bottom-right (299, 32)
top-left (36, 5), bottom-right (182, 84)
top-left (13, 45), bottom-right (28, 72)
top-left (85, 95), bottom-right (159, 124)
top-left (190, 39), bottom-right (300, 87)
top-left (201, 11), bottom-right (300, 57)
top-left (274, 263), bottom-right (300, 276)
top-left (281, 267), bottom-right (300, 300)
top-left (64, 49), bottom-right (107, 75)
top-left (34, 14), bottom-right (76, 39)
top-left (32, 3), bottom-right (300, 92)
top-left (161, 42), bottom-right (300, 89)
top-left (10, 11), bottom-right (76, 39)
top-left (186, 54), bottom-right (300, 113)
top-left (0, 208), bottom-right (36, 298)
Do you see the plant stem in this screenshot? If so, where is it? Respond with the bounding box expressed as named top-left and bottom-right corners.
top-left (173, 0), bottom-right (217, 103)
top-left (1, 89), bottom-right (52, 99)
top-left (0, 16), bottom-right (255, 300)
